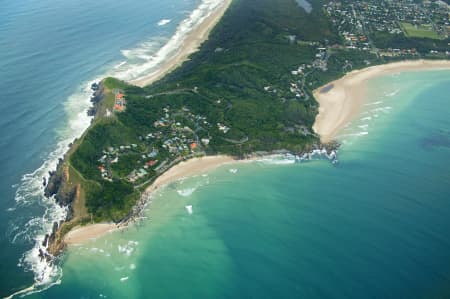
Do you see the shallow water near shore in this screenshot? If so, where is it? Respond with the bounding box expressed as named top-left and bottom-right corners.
top-left (26, 70), bottom-right (450, 298)
top-left (0, 0), bottom-right (221, 296)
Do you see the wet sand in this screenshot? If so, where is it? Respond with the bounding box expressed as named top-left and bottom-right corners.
top-left (313, 60), bottom-right (450, 143)
top-left (64, 156), bottom-right (235, 245)
top-left (64, 223), bottom-right (117, 245)
top-left (130, 0), bottom-right (232, 87)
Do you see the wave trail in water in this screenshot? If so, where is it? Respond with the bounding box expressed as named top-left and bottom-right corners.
top-left (9, 80), bottom-right (96, 293)
top-left (113, 0), bottom-right (224, 82)
top-left (157, 19), bottom-right (172, 26)
top-left (8, 0), bottom-right (225, 294)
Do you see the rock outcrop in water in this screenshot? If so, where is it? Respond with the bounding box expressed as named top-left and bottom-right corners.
top-left (44, 159), bottom-right (77, 209)
top-left (87, 82), bottom-right (105, 117)
top-left (41, 81), bottom-right (106, 257)
top-left (42, 158), bottom-right (75, 256)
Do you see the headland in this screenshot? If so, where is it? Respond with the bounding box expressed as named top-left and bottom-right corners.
top-left (63, 155), bottom-right (236, 244)
top-left (42, 0), bottom-right (449, 257)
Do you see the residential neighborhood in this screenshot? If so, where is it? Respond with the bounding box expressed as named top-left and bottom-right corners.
top-left (324, 0), bottom-right (449, 56)
top-left (96, 105), bottom-right (216, 186)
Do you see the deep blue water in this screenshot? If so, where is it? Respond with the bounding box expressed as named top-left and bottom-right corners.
top-left (1, 0), bottom-right (450, 298)
top-left (25, 70), bottom-right (450, 299)
top-left (0, 0), bottom-right (202, 295)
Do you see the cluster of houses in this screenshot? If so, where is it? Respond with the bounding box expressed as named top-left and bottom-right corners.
top-left (324, 2), bottom-right (374, 49)
top-left (263, 47), bottom-right (330, 102)
top-left (379, 48), bottom-right (419, 57)
top-left (96, 105), bottom-right (214, 184)
top-left (152, 106), bottom-right (211, 156)
top-left (324, 0), bottom-right (448, 51)
top-left (217, 123), bottom-right (230, 134)
top-left (285, 47), bottom-right (329, 100)
top-left (113, 89), bottom-right (127, 112)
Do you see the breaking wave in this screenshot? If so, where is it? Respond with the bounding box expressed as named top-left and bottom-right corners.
top-left (113, 0), bottom-right (225, 82)
top-left (118, 241), bottom-right (139, 257)
top-left (257, 150), bottom-right (338, 165)
top-left (177, 188), bottom-right (197, 197)
top-left (7, 79), bottom-right (95, 297)
top-left (157, 19), bottom-right (172, 26)
top-left (385, 89), bottom-right (400, 97)
top-left (7, 0), bottom-right (227, 296)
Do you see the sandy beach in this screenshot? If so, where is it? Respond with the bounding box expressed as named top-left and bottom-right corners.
top-left (64, 223), bottom-right (117, 245)
top-left (130, 0), bottom-right (232, 87)
top-left (313, 59), bottom-right (450, 143)
top-left (63, 155), bottom-right (236, 245)
top-left (144, 155), bottom-right (235, 195)
top-left (62, 1), bottom-right (234, 246)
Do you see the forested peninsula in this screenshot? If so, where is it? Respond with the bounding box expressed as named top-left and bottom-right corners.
top-left (43, 0), bottom-right (450, 256)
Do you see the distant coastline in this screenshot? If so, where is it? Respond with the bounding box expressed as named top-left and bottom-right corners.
top-left (60, 1), bottom-right (234, 246)
top-left (7, 0), bottom-right (450, 296)
top-left (313, 59), bottom-right (450, 143)
top-left (63, 59), bottom-right (450, 246)
top-left (130, 0), bottom-right (232, 87)
top-left (64, 59), bottom-right (450, 246)
top-left (43, 0), bottom-right (450, 252)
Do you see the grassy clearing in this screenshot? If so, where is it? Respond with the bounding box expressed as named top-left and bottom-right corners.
top-left (400, 22), bottom-right (442, 40)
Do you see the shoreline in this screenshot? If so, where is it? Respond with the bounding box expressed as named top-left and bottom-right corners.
top-left (62, 59), bottom-right (450, 246)
top-left (63, 155), bottom-right (237, 245)
top-left (61, 0), bottom-right (234, 246)
top-left (64, 223), bottom-right (118, 245)
top-left (130, 0), bottom-right (232, 87)
top-left (313, 59), bottom-right (450, 143)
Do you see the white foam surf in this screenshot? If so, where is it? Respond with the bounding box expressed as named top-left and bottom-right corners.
top-left (120, 276), bottom-right (129, 282)
top-left (118, 241), bottom-right (139, 257)
top-left (113, 0), bottom-right (224, 82)
top-left (364, 100), bottom-right (383, 106)
top-left (371, 106), bottom-right (392, 114)
top-left (358, 124), bottom-right (369, 130)
top-left (177, 188), bottom-right (197, 197)
top-left (7, 0), bottom-right (228, 295)
top-left (385, 89), bottom-right (400, 97)
top-left (8, 79), bottom-right (96, 296)
top-left (157, 19), bottom-right (172, 26)
top-left (257, 150), bottom-right (338, 165)
top-left (257, 154), bottom-right (297, 165)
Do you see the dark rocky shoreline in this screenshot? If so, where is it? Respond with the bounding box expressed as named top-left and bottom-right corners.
top-left (40, 81), bottom-right (105, 258)
top-left (40, 77), bottom-right (338, 259)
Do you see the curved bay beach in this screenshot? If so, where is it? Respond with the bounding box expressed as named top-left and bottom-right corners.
top-left (62, 6), bottom-right (449, 246)
top-left (65, 58), bottom-right (450, 245)
top-left (63, 0), bottom-right (233, 245)
top-left (64, 155), bottom-right (236, 244)
top-left (313, 60), bottom-right (450, 143)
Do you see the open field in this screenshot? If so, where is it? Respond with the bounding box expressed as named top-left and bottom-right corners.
top-left (400, 22), bottom-right (442, 40)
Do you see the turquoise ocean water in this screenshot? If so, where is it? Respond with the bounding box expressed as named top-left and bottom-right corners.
top-left (26, 69), bottom-right (450, 298)
top-left (0, 0), bottom-right (223, 296)
top-left (1, 0), bottom-right (450, 297)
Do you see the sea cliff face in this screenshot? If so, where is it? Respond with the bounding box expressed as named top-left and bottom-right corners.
top-left (45, 158), bottom-right (76, 210)
top-left (42, 158), bottom-right (73, 257)
top-left (38, 0), bottom-right (348, 257)
top-left (42, 82), bottom-right (105, 256)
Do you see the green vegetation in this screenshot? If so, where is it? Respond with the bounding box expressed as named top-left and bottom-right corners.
top-left (65, 0), bottom-right (448, 222)
top-left (400, 22), bottom-right (442, 40)
top-left (67, 0), bottom-right (346, 221)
